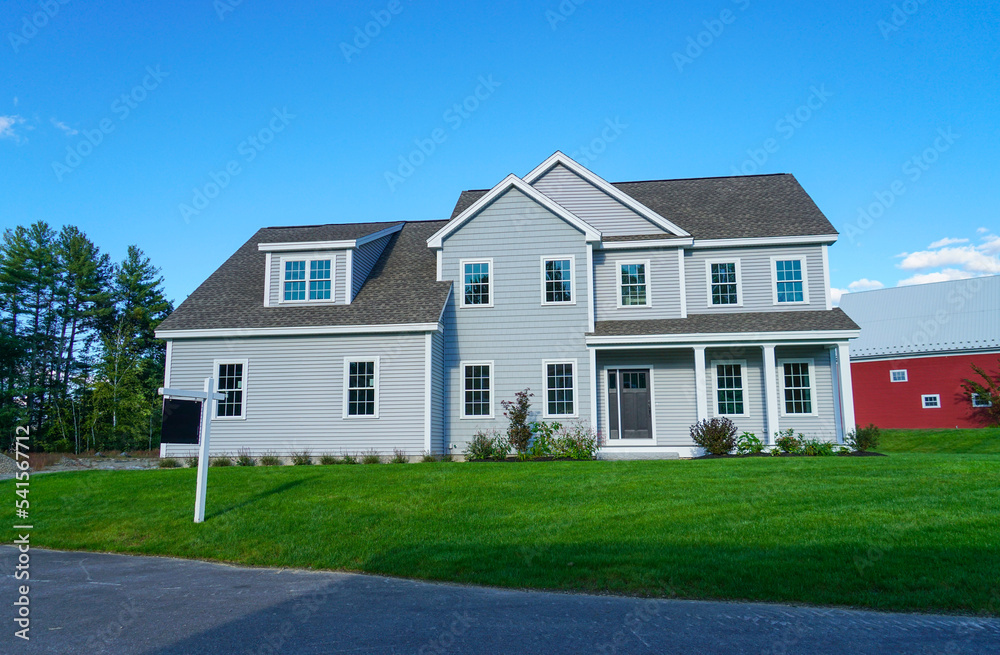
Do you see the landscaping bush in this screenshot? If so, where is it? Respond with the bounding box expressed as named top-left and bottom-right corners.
top-left (318, 454), bottom-right (339, 465)
top-left (390, 448), bottom-right (408, 464)
top-left (801, 438), bottom-right (835, 456)
top-left (553, 423), bottom-right (601, 460)
top-left (259, 453), bottom-right (282, 466)
top-left (465, 429), bottom-right (510, 461)
top-left (235, 448), bottom-right (256, 467)
top-left (341, 452), bottom-right (359, 465)
top-left (361, 449), bottom-right (382, 464)
top-left (185, 456), bottom-right (198, 468)
top-left (501, 389), bottom-right (533, 456)
top-left (690, 418), bottom-right (738, 455)
top-left (773, 428), bottom-right (803, 454)
top-left (420, 452), bottom-right (436, 463)
top-left (439, 453), bottom-right (453, 462)
top-left (158, 458), bottom-right (181, 469)
top-left (528, 421), bottom-right (560, 459)
top-left (735, 431), bottom-right (765, 455)
top-left (847, 424), bottom-right (881, 452)
top-left (291, 451), bottom-right (313, 465)
top-left (210, 455), bottom-right (233, 467)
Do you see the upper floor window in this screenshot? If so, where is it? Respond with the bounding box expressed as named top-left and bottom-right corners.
top-left (543, 360), bottom-right (576, 417)
top-left (713, 360), bottom-right (746, 416)
top-left (542, 257), bottom-right (574, 304)
top-left (344, 358), bottom-right (379, 418)
top-left (460, 259), bottom-right (493, 307)
top-left (890, 369), bottom-right (908, 383)
top-left (707, 260), bottom-right (741, 306)
top-left (283, 257), bottom-right (333, 303)
top-left (773, 257), bottom-right (808, 304)
top-left (618, 260), bottom-right (649, 307)
top-left (214, 359), bottom-right (247, 419)
top-left (780, 359), bottom-right (816, 416)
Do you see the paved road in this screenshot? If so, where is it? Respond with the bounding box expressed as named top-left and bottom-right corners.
top-left (2, 547), bottom-right (998, 654)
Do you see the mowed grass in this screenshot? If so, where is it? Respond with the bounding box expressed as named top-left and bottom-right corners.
top-left (4, 455), bottom-right (1000, 615)
top-left (880, 427), bottom-right (1000, 454)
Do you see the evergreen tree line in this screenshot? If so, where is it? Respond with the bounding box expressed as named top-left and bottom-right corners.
top-left (0, 221), bottom-right (173, 453)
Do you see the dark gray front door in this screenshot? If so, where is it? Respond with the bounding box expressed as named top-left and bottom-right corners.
top-left (607, 369), bottom-right (652, 440)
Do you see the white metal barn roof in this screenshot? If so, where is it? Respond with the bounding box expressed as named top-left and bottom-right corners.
top-left (838, 275), bottom-right (1000, 359)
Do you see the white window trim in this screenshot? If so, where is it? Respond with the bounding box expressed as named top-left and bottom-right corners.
top-left (458, 258), bottom-right (494, 308)
top-left (778, 358), bottom-right (819, 417)
top-left (460, 360), bottom-right (494, 419)
top-left (212, 358), bottom-right (248, 420)
top-left (603, 367), bottom-right (658, 446)
top-left (541, 359), bottom-right (579, 419)
top-left (770, 255), bottom-right (810, 305)
top-left (889, 369), bottom-right (908, 383)
top-left (710, 359), bottom-right (749, 418)
top-left (540, 255), bottom-right (577, 306)
top-left (922, 394), bottom-right (941, 409)
top-left (342, 356), bottom-right (381, 419)
top-left (278, 254), bottom-right (336, 305)
top-left (615, 259), bottom-right (652, 309)
top-left (705, 258), bottom-right (743, 308)
top-left (971, 393), bottom-right (993, 408)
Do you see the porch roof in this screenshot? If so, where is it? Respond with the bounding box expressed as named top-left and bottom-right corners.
top-left (589, 309), bottom-right (859, 340)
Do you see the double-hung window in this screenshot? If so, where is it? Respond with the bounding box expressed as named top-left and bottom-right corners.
top-left (283, 260), bottom-right (306, 301)
top-left (344, 358), bottom-right (379, 418)
top-left (543, 360), bottom-right (576, 417)
top-left (713, 360), bottom-right (746, 416)
top-left (460, 259), bottom-right (493, 307)
top-left (773, 257), bottom-right (808, 304)
top-left (461, 362), bottom-right (493, 418)
top-left (309, 259), bottom-right (332, 300)
top-left (779, 359), bottom-right (816, 416)
top-left (618, 260), bottom-right (650, 307)
top-left (283, 257), bottom-right (333, 303)
top-left (707, 260), bottom-right (741, 306)
top-left (542, 257), bottom-right (574, 304)
top-left (214, 359), bottom-right (247, 419)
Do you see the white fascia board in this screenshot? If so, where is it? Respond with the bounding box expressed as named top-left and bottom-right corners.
top-left (585, 329), bottom-right (860, 346)
top-left (692, 234), bottom-right (838, 249)
top-left (522, 151), bottom-right (691, 238)
top-left (156, 323), bottom-right (440, 339)
top-left (426, 174), bottom-right (601, 248)
top-left (598, 238), bottom-right (693, 249)
top-left (355, 222), bottom-right (404, 246)
top-left (257, 223), bottom-right (405, 253)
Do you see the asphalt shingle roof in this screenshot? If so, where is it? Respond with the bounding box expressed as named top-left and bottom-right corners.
top-left (590, 309), bottom-right (859, 337)
top-left (451, 174), bottom-right (836, 240)
top-left (157, 221), bottom-right (452, 332)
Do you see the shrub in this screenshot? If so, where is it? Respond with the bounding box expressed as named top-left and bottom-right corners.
top-left (361, 449), bottom-right (382, 464)
top-left (235, 448), bottom-right (256, 467)
top-left (465, 429), bottom-right (510, 461)
top-left (319, 454), bottom-right (339, 465)
top-left (158, 458), bottom-right (181, 468)
top-left (210, 455), bottom-right (233, 467)
top-left (501, 389), bottom-right (534, 455)
top-left (774, 428), bottom-right (803, 454)
top-left (259, 452), bottom-right (282, 466)
top-left (735, 431), bottom-right (765, 455)
top-left (690, 418), bottom-right (738, 455)
top-left (801, 438), bottom-right (835, 456)
top-left (439, 453), bottom-right (453, 462)
top-left (420, 452), bottom-right (437, 463)
top-left (528, 421), bottom-right (560, 459)
top-left (390, 448), bottom-right (408, 464)
top-left (553, 423), bottom-right (601, 460)
top-left (341, 452), bottom-right (359, 465)
top-left (846, 424), bottom-right (881, 452)
top-left (185, 456), bottom-right (198, 468)
top-left (291, 451), bottom-right (313, 465)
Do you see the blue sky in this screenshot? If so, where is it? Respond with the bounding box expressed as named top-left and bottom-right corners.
top-left (2, 0), bottom-right (998, 305)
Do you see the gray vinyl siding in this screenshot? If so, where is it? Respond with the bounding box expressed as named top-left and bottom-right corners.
top-left (774, 345), bottom-right (838, 441)
top-left (706, 346), bottom-right (766, 439)
top-left (268, 250), bottom-right (348, 306)
top-left (352, 235), bottom-right (392, 300)
top-left (596, 349), bottom-right (698, 446)
top-left (685, 245), bottom-right (827, 314)
top-left (531, 164), bottom-right (668, 236)
top-left (430, 327), bottom-right (446, 454)
top-left (439, 187), bottom-right (592, 449)
top-left (593, 247), bottom-right (684, 321)
top-left (162, 333), bottom-right (428, 457)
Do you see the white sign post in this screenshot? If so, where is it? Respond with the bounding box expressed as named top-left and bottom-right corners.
top-left (159, 377), bottom-right (226, 523)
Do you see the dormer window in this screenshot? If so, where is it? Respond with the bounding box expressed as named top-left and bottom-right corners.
top-left (282, 257), bottom-right (333, 303)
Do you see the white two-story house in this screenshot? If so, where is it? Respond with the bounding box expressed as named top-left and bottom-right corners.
top-left (155, 152), bottom-right (859, 458)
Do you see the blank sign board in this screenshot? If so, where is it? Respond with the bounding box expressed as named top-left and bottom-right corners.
top-left (161, 399), bottom-right (202, 444)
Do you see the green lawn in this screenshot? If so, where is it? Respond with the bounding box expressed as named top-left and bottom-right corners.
top-left (880, 427), bottom-right (1000, 454)
top-left (5, 454), bottom-right (1000, 615)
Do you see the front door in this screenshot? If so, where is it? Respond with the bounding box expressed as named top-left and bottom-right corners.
top-left (607, 369), bottom-right (652, 440)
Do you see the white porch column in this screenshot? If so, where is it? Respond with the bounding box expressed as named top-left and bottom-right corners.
top-left (836, 342), bottom-right (856, 437)
top-left (589, 348), bottom-right (598, 433)
top-left (693, 346), bottom-right (708, 422)
top-left (762, 344), bottom-right (779, 444)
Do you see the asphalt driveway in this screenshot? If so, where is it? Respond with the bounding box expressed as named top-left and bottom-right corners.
top-left (2, 547), bottom-right (998, 654)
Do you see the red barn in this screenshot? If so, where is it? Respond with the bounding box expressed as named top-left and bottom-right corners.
top-left (839, 276), bottom-right (999, 429)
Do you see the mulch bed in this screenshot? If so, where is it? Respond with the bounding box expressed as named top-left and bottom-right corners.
top-left (694, 451), bottom-right (887, 459)
top-left (466, 456), bottom-right (588, 463)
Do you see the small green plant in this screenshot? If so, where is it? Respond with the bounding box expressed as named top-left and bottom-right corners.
top-left (501, 389), bottom-right (534, 456)
top-left (690, 417), bottom-right (738, 455)
top-left (290, 451), bottom-right (313, 465)
top-left (235, 448), bottom-right (256, 466)
top-left (735, 431), bottom-right (765, 455)
top-left (801, 438), bottom-right (835, 456)
top-left (420, 452), bottom-right (437, 463)
top-left (774, 428), bottom-right (803, 454)
top-left (834, 445), bottom-right (852, 455)
top-left (185, 456), bottom-right (198, 468)
top-left (439, 453), bottom-right (453, 462)
top-left (210, 455), bottom-right (233, 467)
top-left (361, 449), bottom-right (382, 464)
top-left (465, 429), bottom-right (510, 461)
top-left (553, 423), bottom-right (601, 460)
top-left (846, 424), bottom-right (881, 452)
top-left (341, 452), bottom-right (359, 465)
top-left (390, 448), bottom-right (408, 464)
top-left (319, 454), bottom-right (339, 465)
top-left (528, 420), bottom-right (560, 459)
top-left (158, 457), bottom-right (181, 468)
top-left (259, 452), bottom-right (282, 466)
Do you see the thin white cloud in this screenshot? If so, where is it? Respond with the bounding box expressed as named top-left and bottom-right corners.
top-left (0, 114), bottom-right (26, 140)
top-left (897, 245), bottom-right (1000, 274)
top-left (979, 234), bottom-right (1000, 256)
top-left (977, 227), bottom-right (989, 234)
top-left (830, 288), bottom-right (847, 306)
top-left (50, 118), bottom-right (78, 136)
top-left (12, 97), bottom-right (18, 107)
top-left (898, 269), bottom-right (974, 286)
top-left (848, 278), bottom-right (884, 292)
top-left (927, 237), bottom-right (968, 249)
